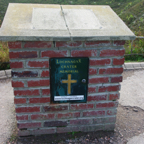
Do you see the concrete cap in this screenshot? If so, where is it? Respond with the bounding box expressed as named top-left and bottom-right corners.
top-left (0, 3), bottom-right (135, 41)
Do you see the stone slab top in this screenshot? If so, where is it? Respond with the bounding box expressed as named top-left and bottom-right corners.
top-left (0, 3), bottom-right (135, 41)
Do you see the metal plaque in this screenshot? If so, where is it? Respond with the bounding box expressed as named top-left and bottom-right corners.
top-left (50, 57), bottom-right (89, 103)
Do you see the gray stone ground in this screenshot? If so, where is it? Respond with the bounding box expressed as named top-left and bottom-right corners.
top-left (0, 69), bottom-right (144, 143)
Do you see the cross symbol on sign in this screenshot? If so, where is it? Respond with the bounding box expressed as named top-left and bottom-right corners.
top-left (62, 74), bottom-right (77, 94)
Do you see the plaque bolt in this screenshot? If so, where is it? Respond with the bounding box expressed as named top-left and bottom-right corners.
top-left (82, 79), bottom-right (86, 83)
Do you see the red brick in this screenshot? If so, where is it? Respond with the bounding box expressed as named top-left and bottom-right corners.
top-left (99, 68), bottom-right (123, 75)
top-left (44, 121), bottom-right (67, 127)
top-left (88, 87), bottom-right (97, 93)
top-left (113, 58), bottom-right (125, 65)
top-left (18, 122), bottom-right (41, 129)
top-left (98, 85), bottom-right (120, 92)
top-left (16, 115), bottom-right (28, 121)
top-left (96, 102), bottom-right (118, 108)
top-left (41, 50), bottom-right (67, 58)
top-left (70, 104), bottom-right (94, 110)
top-left (43, 105), bottom-right (68, 112)
top-left (85, 41), bottom-right (110, 47)
top-left (113, 41), bottom-right (125, 46)
top-left (27, 61), bottom-right (49, 68)
top-left (57, 112), bottom-right (80, 119)
top-left (16, 106), bottom-right (40, 113)
top-left (90, 59), bottom-right (111, 66)
top-left (24, 41), bottom-right (52, 48)
top-left (87, 95), bottom-right (107, 102)
top-left (93, 117), bottom-right (116, 124)
top-left (41, 70), bottom-right (49, 77)
top-left (14, 89), bottom-right (40, 96)
top-left (89, 77), bottom-right (109, 84)
top-left (70, 119), bottom-right (92, 125)
top-left (42, 89), bottom-right (50, 96)
top-left (14, 98), bottom-right (26, 104)
top-left (71, 50), bottom-right (97, 57)
top-left (89, 68), bottom-right (97, 75)
top-left (8, 42), bottom-right (22, 49)
top-left (29, 97), bottom-right (50, 103)
top-left (83, 110), bottom-right (105, 117)
top-left (100, 49), bottom-right (125, 57)
top-left (12, 71), bottom-right (38, 78)
top-left (109, 93), bottom-right (119, 100)
top-left (31, 114), bottom-right (55, 120)
top-left (56, 41), bottom-right (82, 47)
top-left (106, 109), bottom-right (117, 115)
top-left (9, 51), bottom-right (37, 59)
top-left (10, 62), bottom-right (23, 68)
top-left (12, 81), bottom-right (24, 87)
top-left (28, 79), bottom-right (49, 87)
top-left (111, 76), bottom-right (122, 83)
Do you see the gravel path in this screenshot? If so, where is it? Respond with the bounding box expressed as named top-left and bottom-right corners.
top-left (0, 79), bottom-right (16, 144)
top-left (119, 70), bottom-right (144, 110)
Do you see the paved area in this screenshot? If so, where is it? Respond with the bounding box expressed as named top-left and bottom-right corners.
top-left (0, 68), bottom-right (144, 143)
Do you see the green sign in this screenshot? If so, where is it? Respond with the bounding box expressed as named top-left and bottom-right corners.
top-left (50, 57), bottom-right (89, 103)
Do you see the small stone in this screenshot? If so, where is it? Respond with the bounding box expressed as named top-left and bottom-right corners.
top-left (133, 108), bottom-right (138, 112)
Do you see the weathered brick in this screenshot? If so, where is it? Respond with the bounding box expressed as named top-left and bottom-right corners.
top-left (109, 93), bottom-right (119, 100)
top-left (42, 89), bottom-right (50, 96)
top-left (31, 114), bottom-right (55, 120)
top-left (113, 58), bottom-right (125, 65)
top-left (41, 50), bottom-right (67, 58)
top-left (28, 79), bottom-right (50, 87)
top-left (43, 105), bottom-right (68, 112)
top-left (87, 95), bottom-right (107, 102)
top-left (24, 41), bottom-right (52, 48)
top-left (85, 41), bottom-right (111, 47)
top-left (32, 128), bottom-right (55, 135)
top-left (96, 102), bottom-right (118, 108)
top-left (70, 104), bottom-right (94, 110)
top-left (10, 62), bottom-right (23, 69)
top-left (16, 115), bottom-right (28, 121)
top-left (113, 41), bottom-right (125, 46)
top-left (106, 109), bottom-right (117, 115)
top-left (57, 112), bottom-right (80, 119)
top-left (89, 77), bottom-right (109, 84)
top-left (41, 70), bottom-right (49, 77)
top-left (83, 110), bottom-right (105, 117)
top-left (8, 42), bottom-right (22, 49)
top-left (14, 89), bottom-right (40, 96)
top-left (57, 126), bottom-right (80, 133)
top-left (100, 49), bottom-right (125, 57)
top-left (14, 98), bottom-right (26, 104)
top-left (90, 59), bottom-right (111, 66)
top-left (44, 121), bottom-right (67, 127)
top-left (16, 106), bottom-right (40, 113)
top-left (99, 68), bottom-right (123, 75)
top-left (9, 51), bottom-right (37, 59)
top-left (70, 119), bottom-right (92, 125)
top-left (89, 68), bottom-right (97, 75)
top-left (12, 71), bottom-right (38, 78)
top-left (98, 85), bottom-right (120, 92)
top-left (93, 117), bottom-right (116, 124)
top-left (71, 50), bottom-right (97, 57)
top-left (26, 61), bottom-right (49, 68)
top-left (18, 130), bottom-right (31, 136)
top-left (105, 123), bottom-right (115, 130)
top-left (29, 97), bottom-right (50, 103)
top-left (18, 122), bottom-right (41, 129)
top-left (88, 87), bottom-right (97, 93)
top-left (111, 76), bottom-right (122, 83)
top-left (56, 41), bottom-right (82, 47)
top-left (12, 81), bottom-right (24, 87)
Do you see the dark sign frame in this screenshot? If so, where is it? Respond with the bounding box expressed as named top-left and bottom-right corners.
top-left (49, 57), bottom-right (89, 104)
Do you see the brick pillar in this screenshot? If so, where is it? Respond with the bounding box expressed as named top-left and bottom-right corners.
top-left (8, 40), bottom-right (125, 136)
